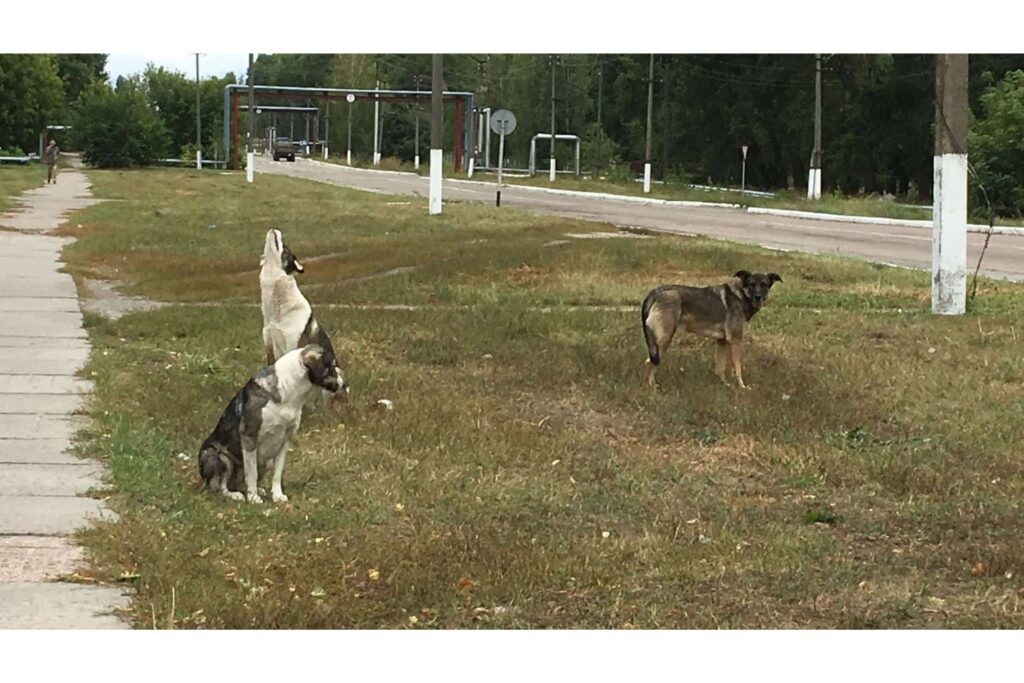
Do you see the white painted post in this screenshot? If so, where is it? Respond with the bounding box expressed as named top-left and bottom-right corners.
top-left (429, 55), bottom-right (443, 216)
top-left (549, 157), bottom-right (556, 182)
top-left (414, 154), bottom-right (420, 170)
top-left (246, 150), bottom-right (254, 183)
top-left (429, 149), bottom-right (443, 215)
top-left (643, 162), bottom-right (652, 194)
top-left (468, 157), bottom-right (475, 178)
top-left (373, 81), bottom-right (380, 165)
top-left (932, 54), bottom-right (968, 316)
top-left (196, 149), bottom-right (202, 170)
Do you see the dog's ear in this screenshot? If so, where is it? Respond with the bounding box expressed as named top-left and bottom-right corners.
top-left (734, 270), bottom-right (752, 283)
top-left (299, 345), bottom-right (324, 368)
top-left (768, 272), bottom-right (782, 285)
top-left (281, 246), bottom-right (304, 274)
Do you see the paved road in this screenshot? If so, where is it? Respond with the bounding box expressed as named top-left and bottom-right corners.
top-left (257, 156), bottom-right (1024, 281)
top-left (0, 164), bottom-right (128, 628)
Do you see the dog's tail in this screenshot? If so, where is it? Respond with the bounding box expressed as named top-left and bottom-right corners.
top-left (641, 290), bottom-right (660, 366)
top-left (198, 444), bottom-right (225, 490)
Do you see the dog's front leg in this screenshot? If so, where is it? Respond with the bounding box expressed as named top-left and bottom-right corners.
top-left (716, 340), bottom-right (730, 383)
top-left (270, 444), bottom-right (289, 503)
top-left (242, 443), bottom-right (263, 504)
top-left (729, 341), bottom-right (749, 390)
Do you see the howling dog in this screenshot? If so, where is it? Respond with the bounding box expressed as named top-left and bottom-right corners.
top-left (198, 345), bottom-right (345, 503)
top-left (260, 228), bottom-right (343, 399)
top-left (641, 270), bottom-right (782, 388)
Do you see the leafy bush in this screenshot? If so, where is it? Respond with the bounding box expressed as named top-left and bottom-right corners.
top-left (72, 80), bottom-right (170, 168)
top-left (0, 146), bottom-right (26, 157)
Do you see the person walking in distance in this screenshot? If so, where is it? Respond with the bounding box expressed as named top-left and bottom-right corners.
top-left (45, 139), bottom-right (60, 184)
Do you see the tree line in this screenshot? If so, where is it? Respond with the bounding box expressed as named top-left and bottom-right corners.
top-left (3, 54), bottom-right (1024, 215)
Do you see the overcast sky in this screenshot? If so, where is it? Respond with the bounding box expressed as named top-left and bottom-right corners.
top-left (105, 53), bottom-right (250, 83)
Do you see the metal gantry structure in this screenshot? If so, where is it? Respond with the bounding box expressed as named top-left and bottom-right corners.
top-left (222, 84), bottom-right (475, 172)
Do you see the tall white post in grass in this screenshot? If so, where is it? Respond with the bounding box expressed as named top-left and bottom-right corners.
top-left (932, 54), bottom-right (969, 316)
top-left (373, 80), bottom-right (381, 165)
top-left (644, 53), bottom-right (654, 194)
top-left (246, 53), bottom-right (255, 184)
top-left (549, 55), bottom-right (557, 182)
top-left (429, 54), bottom-right (444, 215)
top-left (807, 54), bottom-right (823, 200)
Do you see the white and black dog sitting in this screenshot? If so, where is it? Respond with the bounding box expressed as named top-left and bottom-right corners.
top-left (198, 345), bottom-right (344, 503)
top-left (260, 228), bottom-right (343, 400)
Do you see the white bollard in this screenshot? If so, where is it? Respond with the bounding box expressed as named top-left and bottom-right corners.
top-left (196, 149), bottom-right (202, 170)
top-left (549, 158), bottom-right (556, 182)
top-left (643, 162), bottom-right (652, 194)
top-left (246, 152), bottom-right (254, 183)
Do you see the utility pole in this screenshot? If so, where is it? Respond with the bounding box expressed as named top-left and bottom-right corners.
top-left (323, 103), bottom-right (330, 159)
top-left (549, 55), bottom-right (557, 182)
top-left (373, 59), bottom-right (381, 165)
top-left (596, 56), bottom-right (604, 175)
top-left (346, 93), bottom-right (354, 165)
top-left (195, 53), bottom-right (201, 170)
top-left (932, 53), bottom-right (969, 316)
top-left (808, 54), bottom-right (822, 199)
top-left (246, 52), bottom-right (255, 184)
top-left (414, 74), bottom-right (421, 170)
top-left (661, 58), bottom-right (671, 181)
top-left (644, 53), bottom-right (654, 193)
top-left (429, 54), bottom-right (443, 215)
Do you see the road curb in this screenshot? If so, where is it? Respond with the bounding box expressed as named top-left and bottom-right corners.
top-left (747, 206), bottom-right (1024, 236)
top-left (296, 158), bottom-right (742, 209)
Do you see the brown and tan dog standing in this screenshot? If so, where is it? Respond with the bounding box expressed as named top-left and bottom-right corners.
top-left (641, 270), bottom-right (782, 388)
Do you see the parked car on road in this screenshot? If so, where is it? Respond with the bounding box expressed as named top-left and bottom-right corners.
top-left (273, 138), bottom-right (296, 162)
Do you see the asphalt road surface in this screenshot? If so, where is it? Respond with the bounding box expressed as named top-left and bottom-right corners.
top-left (256, 156), bottom-right (1024, 282)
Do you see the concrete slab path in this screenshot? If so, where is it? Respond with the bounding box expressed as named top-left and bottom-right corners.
top-left (0, 163), bottom-right (128, 628)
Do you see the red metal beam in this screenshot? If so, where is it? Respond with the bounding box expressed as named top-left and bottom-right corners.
top-left (453, 98), bottom-right (463, 174)
top-left (230, 91), bottom-right (239, 169)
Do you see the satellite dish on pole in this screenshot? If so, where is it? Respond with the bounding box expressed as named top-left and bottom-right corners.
top-left (490, 109), bottom-right (517, 136)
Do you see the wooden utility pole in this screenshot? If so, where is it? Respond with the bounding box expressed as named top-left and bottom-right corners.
top-left (596, 57), bottom-right (604, 174)
top-left (643, 54), bottom-right (654, 193)
top-left (932, 53), bottom-right (969, 315)
top-left (661, 59), bottom-right (671, 181)
top-left (549, 55), bottom-right (557, 182)
top-left (429, 54), bottom-right (443, 215)
top-left (195, 54), bottom-right (201, 170)
top-left (246, 53), bottom-right (255, 184)
top-left (808, 54), bottom-right (822, 199)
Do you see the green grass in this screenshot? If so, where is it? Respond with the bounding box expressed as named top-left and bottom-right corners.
top-left (65, 167), bottom-right (1024, 628)
top-left (0, 162), bottom-right (43, 212)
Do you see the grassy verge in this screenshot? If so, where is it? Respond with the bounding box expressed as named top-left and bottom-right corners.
top-left (67, 167), bottom-right (1024, 628)
top-left (0, 162), bottom-right (43, 212)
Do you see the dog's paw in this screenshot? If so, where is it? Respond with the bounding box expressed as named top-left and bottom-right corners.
top-left (224, 491), bottom-right (245, 502)
top-left (246, 492), bottom-right (264, 504)
top-left (272, 491), bottom-right (289, 504)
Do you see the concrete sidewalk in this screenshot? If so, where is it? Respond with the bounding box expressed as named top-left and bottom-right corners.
top-left (0, 166), bottom-right (128, 628)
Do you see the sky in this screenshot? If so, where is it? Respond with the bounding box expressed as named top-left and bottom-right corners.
top-left (105, 54), bottom-right (250, 84)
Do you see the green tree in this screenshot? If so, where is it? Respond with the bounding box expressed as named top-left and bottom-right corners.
top-left (969, 70), bottom-right (1024, 216)
top-left (0, 54), bottom-right (65, 151)
top-left (54, 54), bottom-right (108, 106)
top-left (73, 80), bottom-right (170, 167)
